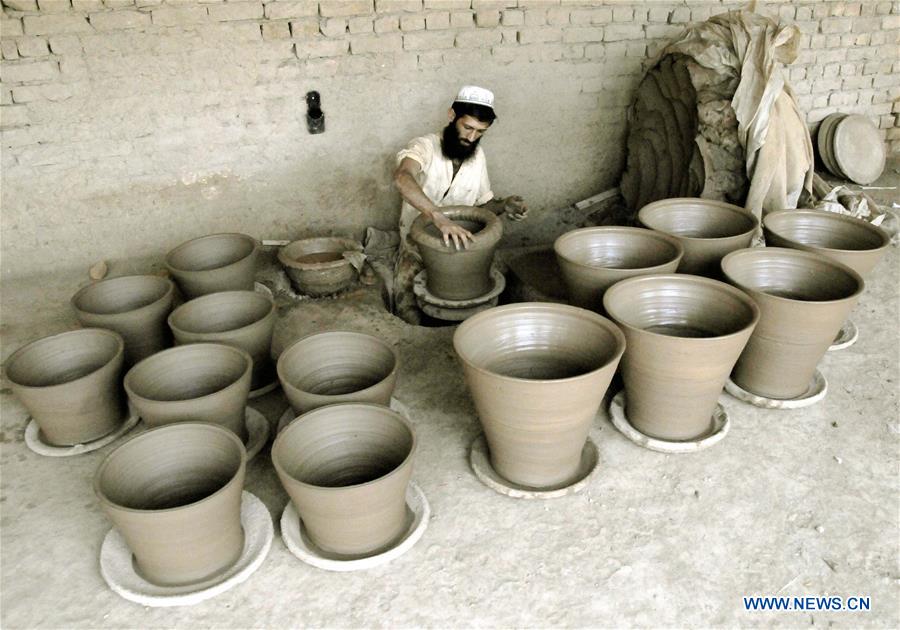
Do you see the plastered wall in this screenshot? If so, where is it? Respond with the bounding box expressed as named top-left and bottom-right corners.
top-left (1, 0), bottom-right (898, 279)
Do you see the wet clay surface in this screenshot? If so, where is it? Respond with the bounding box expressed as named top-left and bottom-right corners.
top-left (0, 236), bottom-right (897, 626)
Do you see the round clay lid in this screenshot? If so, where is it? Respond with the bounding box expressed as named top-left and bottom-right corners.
top-left (832, 114), bottom-right (885, 185)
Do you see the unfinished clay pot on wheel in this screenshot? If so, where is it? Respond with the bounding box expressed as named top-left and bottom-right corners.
top-left (277, 237), bottom-right (363, 296)
top-left (94, 422), bottom-right (246, 586)
top-left (277, 331), bottom-right (398, 416)
top-left (410, 206), bottom-right (502, 301)
top-left (272, 403), bottom-right (415, 557)
top-left (6, 329), bottom-right (127, 446)
top-left (603, 275), bottom-right (759, 440)
top-left (762, 209), bottom-right (890, 278)
top-left (168, 291), bottom-right (276, 391)
top-left (124, 343), bottom-right (252, 441)
top-left (71, 275), bottom-right (175, 367)
top-left (722, 248), bottom-right (863, 399)
top-left (554, 227), bottom-right (684, 311)
top-left (453, 303), bottom-right (625, 488)
top-left (638, 198), bottom-right (758, 276)
top-left (165, 233), bottom-right (259, 299)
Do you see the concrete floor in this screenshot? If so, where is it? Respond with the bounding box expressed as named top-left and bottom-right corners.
top-left (1, 183), bottom-right (898, 628)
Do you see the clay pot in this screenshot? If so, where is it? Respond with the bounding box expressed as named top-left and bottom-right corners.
top-left (94, 422), bottom-right (246, 586)
top-left (165, 233), bottom-right (259, 299)
top-left (762, 209), bottom-right (890, 278)
top-left (278, 237), bottom-right (363, 296)
top-left (453, 303), bottom-right (625, 488)
top-left (5, 329), bottom-right (126, 446)
top-left (410, 206), bottom-right (503, 301)
top-left (638, 198), bottom-right (758, 276)
top-left (277, 331), bottom-right (398, 416)
top-left (722, 248), bottom-right (864, 399)
top-left (271, 403), bottom-right (415, 557)
top-left (71, 275), bottom-right (175, 367)
top-left (603, 275), bottom-right (759, 440)
top-left (124, 343), bottom-right (252, 441)
top-left (554, 227), bottom-right (684, 310)
top-left (168, 291), bottom-right (276, 390)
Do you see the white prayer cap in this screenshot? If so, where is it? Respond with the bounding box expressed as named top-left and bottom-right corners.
top-left (455, 85), bottom-right (494, 109)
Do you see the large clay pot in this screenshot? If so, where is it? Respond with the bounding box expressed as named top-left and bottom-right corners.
top-left (277, 237), bottom-right (363, 296)
top-left (276, 331), bottom-right (398, 416)
top-left (638, 198), bottom-right (758, 276)
top-left (763, 209), bottom-right (890, 278)
top-left (722, 248), bottom-right (863, 399)
top-left (94, 422), bottom-right (246, 586)
top-left (603, 275), bottom-right (759, 440)
top-left (271, 403), bottom-right (415, 557)
top-left (168, 291), bottom-right (276, 390)
top-left (165, 233), bottom-right (259, 299)
top-left (410, 206), bottom-right (503, 301)
top-left (6, 329), bottom-right (126, 446)
top-left (71, 275), bottom-right (175, 367)
top-left (554, 226), bottom-right (683, 311)
top-left (453, 303), bottom-right (625, 488)
top-left (124, 343), bottom-right (252, 441)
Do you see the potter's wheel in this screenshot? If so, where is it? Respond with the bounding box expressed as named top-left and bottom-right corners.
top-left (277, 397), bottom-right (411, 434)
top-left (99, 491), bottom-right (273, 607)
top-left (24, 408), bottom-right (140, 457)
top-left (827, 320), bottom-right (859, 352)
top-left (413, 268), bottom-right (505, 322)
top-left (608, 391), bottom-right (730, 453)
top-left (725, 369), bottom-right (827, 409)
top-left (280, 481), bottom-right (430, 572)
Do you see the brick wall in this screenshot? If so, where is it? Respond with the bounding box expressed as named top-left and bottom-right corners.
top-left (0, 0), bottom-right (898, 279)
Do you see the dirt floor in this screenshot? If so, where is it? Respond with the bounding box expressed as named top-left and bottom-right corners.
top-left (1, 168), bottom-right (898, 628)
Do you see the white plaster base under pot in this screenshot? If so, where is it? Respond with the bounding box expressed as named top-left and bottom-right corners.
top-left (24, 412), bottom-right (140, 458)
top-left (725, 369), bottom-right (827, 409)
top-left (469, 434), bottom-right (600, 500)
top-left (413, 268), bottom-right (506, 322)
top-left (280, 482), bottom-right (430, 572)
top-left (248, 379), bottom-right (280, 400)
top-left (608, 391), bottom-right (730, 454)
top-left (133, 408), bottom-right (269, 461)
top-left (253, 281), bottom-right (274, 299)
top-left (99, 491), bottom-right (273, 607)
top-left (828, 320), bottom-right (859, 352)
top-left (277, 397), bottom-right (411, 434)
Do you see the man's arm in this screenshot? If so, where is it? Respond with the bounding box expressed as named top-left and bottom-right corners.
top-left (393, 157), bottom-right (473, 250)
top-left (480, 196), bottom-right (528, 221)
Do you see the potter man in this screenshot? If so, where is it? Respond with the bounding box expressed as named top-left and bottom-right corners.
top-left (392, 85), bottom-right (528, 324)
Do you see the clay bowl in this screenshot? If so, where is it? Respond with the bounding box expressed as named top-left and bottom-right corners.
top-left (276, 331), bottom-right (398, 416)
top-left (722, 248), bottom-right (863, 399)
top-left (603, 275), bottom-right (759, 440)
top-left (763, 209), bottom-right (890, 278)
top-left (124, 343), bottom-right (252, 441)
top-left (71, 275), bottom-right (175, 368)
top-left (95, 422), bottom-right (246, 586)
top-left (638, 198), bottom-right (758, 276)
top-left (271, 403), bottom-right (415, 557)
top-left (165, 233), bottom-right (259, 299)
top-left (5, 329), bottom-right (126, 446)
top-left (410, 206), bottom-right (503, 301)
top-left (453, 303), bottom-right (625, 488)
top-left (168, 291), bottom-right (276, 390)
top-left (277, 237), bottom-right (363, 296)
top-left (554, 227), bottom-right (684, 311)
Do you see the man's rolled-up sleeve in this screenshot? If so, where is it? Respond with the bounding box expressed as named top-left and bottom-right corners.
top-left (396, 136), bottom-right (433, 170)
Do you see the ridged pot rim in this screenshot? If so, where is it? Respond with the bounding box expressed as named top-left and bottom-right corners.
top-left (763, 209), bottom-right (891, 255)
top-left (721, 247), bottom-right (865, 305)
top-left (453, 302), bottom-right (626, 384)
top-left (602, 274), bottom-right (761, 342)
top-left (271, 402), bottom-right (416, 493)
top-left (409, 206), bottom-right (502, 252)
top-left (5, 328), bottom-right (125, 392)
top-left (638, 198), bottom-right (759, 241)
top-left (168, 290), bottom-right (275, 338)
top-left (276, 330), bottom-right (399, 399)
top-left (553, 226), bottom-right (685, 272)
top-left (164, 233), bottom-right (259, 275)
top-left (123, 343), bottom-right (253, 404)
top-left (277, 237), bottom-right (363, 271)
top-left (71, 275), bottom-right (175, 317)
top-left (93, 421), bottom-right (247, 515)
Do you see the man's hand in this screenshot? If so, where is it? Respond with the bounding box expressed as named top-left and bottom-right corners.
top-left (430, 210), bottom-right (474, 250)
top-left (502, 196), bottom-right (528, 221)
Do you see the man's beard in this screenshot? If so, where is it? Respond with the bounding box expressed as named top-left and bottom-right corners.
top-left (441, 122), bottom-right (479, 162)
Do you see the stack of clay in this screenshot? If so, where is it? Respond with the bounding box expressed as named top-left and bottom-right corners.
top-left (816, 113), bottom-right (886, 185)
